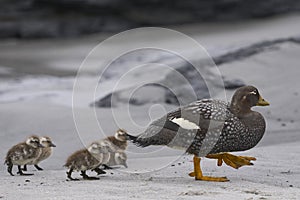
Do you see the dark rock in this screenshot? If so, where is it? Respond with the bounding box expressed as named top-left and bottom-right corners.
top-left (92, 60), bottom-right (244, 108)
top-left (1, 0), bottom-right (300, 38)
top-left (223, 77), bottom-right (245, 89)
top-left (214, 37), bottom-right (300, 65)
top-left (0, 22), bottom-right (19, 38)
top-left (19, 19), bottom-right (61, 38)
top-left (91, 93), bottom-right (114, 107)
top-left (92, 36), bottom-right (300, 107)
top-left (92, 84), bottom-right (169, 108)
top-left (162, 63), bottom-right (211, 106)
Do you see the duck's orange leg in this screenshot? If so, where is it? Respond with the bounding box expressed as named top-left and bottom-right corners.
top-left (188, 156), bottom-right (229, 182)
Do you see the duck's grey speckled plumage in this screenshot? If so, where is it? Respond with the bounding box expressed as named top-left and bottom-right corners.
top-left (129, 86), bottom-right (267, 157)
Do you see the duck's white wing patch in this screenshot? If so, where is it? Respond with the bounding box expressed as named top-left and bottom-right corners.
top-left (171, 118), bottom-right (200, 130)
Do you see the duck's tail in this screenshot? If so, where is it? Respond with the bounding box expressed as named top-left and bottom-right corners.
top-left (126, 129), bottom-right (173, 148)
top-left (126, 132), bottom-right (154, 147)
top-left (126, 133), bottom-right (144, 146)
top-left (126, 133), bottom-right (137, 142)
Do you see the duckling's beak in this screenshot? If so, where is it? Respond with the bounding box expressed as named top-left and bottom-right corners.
top-left (50, 143), bottom-right (56, 147)
top-left (256, 95), bottom-right (270, 106)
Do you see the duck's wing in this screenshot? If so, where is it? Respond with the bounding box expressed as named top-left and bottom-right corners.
top-left (130, 99), bottom-right (231, 148)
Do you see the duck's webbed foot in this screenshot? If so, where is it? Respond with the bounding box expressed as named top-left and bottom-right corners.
top-left (188, 156), bottom-right (229, 182)
top-left (102, 164), bottom-right (113, 170)
top-left (34, 164), bottom-right (43, 171)
top-left (17, 165), bottom-right (33, 176)
top-left (206, 153), bottom-right (256, 169)
top-left (92, 167), bottom-right (106, 175)
top-left (66, 168), bottom-right (79, 181)
top-left (22, 165), bottom-right (27, 171)
top-left (80, 171), bottom-right (100, 180)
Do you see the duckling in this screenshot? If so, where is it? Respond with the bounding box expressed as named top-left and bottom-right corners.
top-left (5, 135), bottom-right (44, 176)
top-left (105, 129), bottom-right (128, 151)
top-left (23, 136), bottom-right (56, 171)
top-left (64, 140), bottom-right (111, 181)
top-left (102, 129), bottom-right (128, 169)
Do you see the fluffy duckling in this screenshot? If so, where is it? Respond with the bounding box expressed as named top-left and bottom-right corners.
top-left (64, 140), bottom-right (111, 181)
top-left (5, 135), bottom-right (44, 176)
top-left (23, 136), bottom-right (56, 171)
top-left (105, 129), bottom-right (128, 151)
top-left (103, 129), bottom-right (128, 169)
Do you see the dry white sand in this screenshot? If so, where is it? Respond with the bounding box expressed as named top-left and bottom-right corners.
top-left (1, 143), bottom-right (300, 200)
